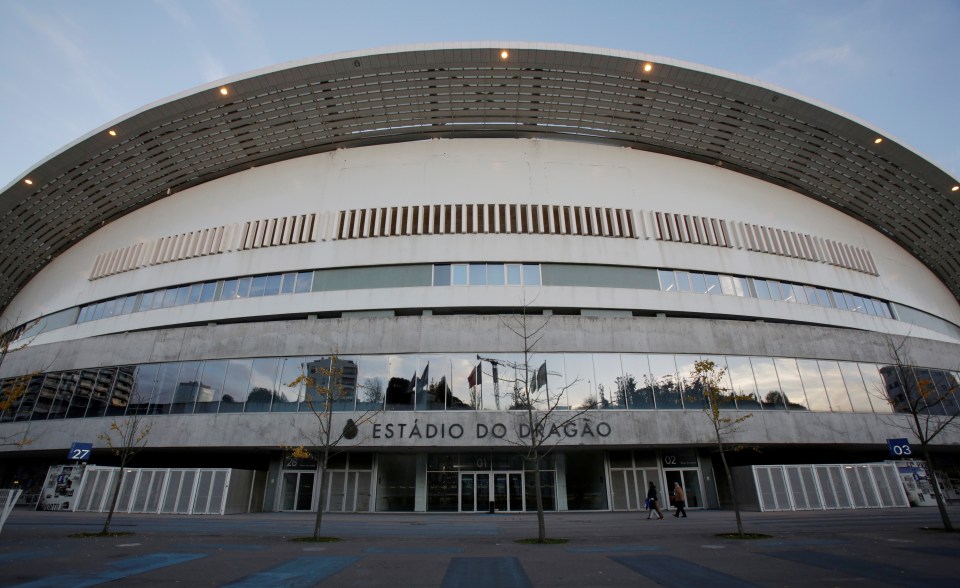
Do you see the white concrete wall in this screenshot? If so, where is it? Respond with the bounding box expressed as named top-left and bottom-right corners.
top-left (5, 138), bottom-right (959, 338)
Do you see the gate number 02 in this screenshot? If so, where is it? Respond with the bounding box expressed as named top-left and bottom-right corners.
top-left (887, 438), bottom-right (912, 457)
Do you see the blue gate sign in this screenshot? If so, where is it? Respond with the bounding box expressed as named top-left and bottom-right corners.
top-left (887, 438), bottom-right (912, 457)
top-left (67, 442), bottom-right (93, 461)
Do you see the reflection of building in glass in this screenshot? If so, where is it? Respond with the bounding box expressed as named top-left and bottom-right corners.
top-left (1, 44), bottom-right (959, 514)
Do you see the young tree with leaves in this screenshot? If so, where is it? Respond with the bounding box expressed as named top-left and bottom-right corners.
top-left (97, 413), bottom-right (152, 534)
top-left (691, 359), bottom-right (752, 537)
top-left (288, 355), bottom-right (380, 541)
top-left (879, 336), bottom-right (958, 532)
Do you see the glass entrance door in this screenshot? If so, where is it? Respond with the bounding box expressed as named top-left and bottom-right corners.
top-left (281, 471), bottom-right (315, 511)
top-left (460, 472), bottom-right (523, 512)
top-left (664, 469), bottom-right (703, 509)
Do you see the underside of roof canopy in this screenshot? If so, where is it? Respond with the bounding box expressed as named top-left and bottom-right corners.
top-left (2, 42), bottom-right (958, 314)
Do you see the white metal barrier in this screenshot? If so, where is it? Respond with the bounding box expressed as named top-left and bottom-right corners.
top-left (1, 488), bottom-right (23, 535)
top-left (751, 463), bottom-right (908, 511)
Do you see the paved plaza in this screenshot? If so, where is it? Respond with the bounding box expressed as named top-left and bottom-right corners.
top-left (1, 506), bottom-right (958, 587)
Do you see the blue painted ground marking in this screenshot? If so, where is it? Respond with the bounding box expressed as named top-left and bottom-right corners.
top-left (224, 556), bottom-right (358, 588)
top-left (0, 551), bottom-right (49, 564)
top-left (10, 553), bottom-right (206, 588)
top-left (441, 557), bottom-right (532, 588)
top-left (364, 546), bottom-right (464, 554)
top-left (566, 545), bottom-right (661, 553)
top-left (765, 551), bottom-right (956, 588)
top-left (174, 542), bottom-right (267, 551)
top-left (611, 554), bottom-right (762, 588)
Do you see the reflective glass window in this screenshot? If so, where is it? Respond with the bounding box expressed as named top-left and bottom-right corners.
top-left (725, 356), bottom-right (760, 410)
top-left (48, 372), bottom-right (78, 420)
top-left (699, 355), bottom-right (736, 409)
top-left (912, 368), bottom-right (947, 416)
top-left (815, 288), bottom-right (831, 307)
top-left (150, 363), bottom-right (181, 415)
top-left (649, 354), bottom-right (682, 409)
top-left (838, 362), bottom-right (874, 413)
top-left (704, 274), bottom-right (722, 295)
top-left (675, 355), bottom-right (704, 409)
top-left (619, 354), bottom-right (654, 409)
top-left (199, 282), bottom-right (217, 302)
top-left (92, 302), bottom-right (105, 320)
top-left (221, 279), bottom-right (238, 300)
top-left (796, 359), bottom-right (831, 411)
top-left (249, 276), bottom-right (267, 297)
top-left (753, 278), bottom-right (771, 300)
top-left (106, 366), bottom-right (135, 417)
top-left (236, 277), bottom-right (252, 298)
top-left (846, 293), bottom-right (864, 313)
top-left (187, 284), bottom-right (203, 304)
top-left (66, 370), bottom-right (97, 418)
top-left (295, 271), bottom-right (313, 293)
top-left (434, 265), bottom-right (451, 286)
top-left (819, 360), bottom-right (853, 412)
top-left (934, 370), bottom-right (960, 415)
top-left (792, 284), bottom-right (808, 304)
top-left (265, 274), bottom-right (282, 296)
top-left (452, 264), bottom-right (468, 286)
top-left (354, 357), bottom-right (388, 412)
top-left (766, 281), bottom-right (783, 301)
top-left (659, 270), bottom-right (677, 292)
top-left (175, 286), bottom-right (190, 306)
top-left (751, 357), bottom-right (784, 409)
top-left (690, 273), bottom-right (707, 294)
top-left (280, 273), bottom-right (297, 293)
top-left (804, 286), bottom-right (820, 306)
top-left (470, 264), bottom-right (487, 285)
top-left (220, 359), bottom-right (252, 413)
top-left (85, 368), bottom-right (115, 419)
top-left (674, 271), bottom-right (691, 292)
top-left (718, 274), bottom-right (736, 296)
top-left (170, 361), bottom-right (202, 414)
top-left (413, 355), bottom-right (445, 411)
top-left (734, 277), bottom-right (749, 297)
top-left (563, 354), bottom-right (596, 410)
top-left (445, 353), bottom-right (478, 411)
top-left (831, 291), bottom-right (849, 310)
top-left (129, 364), bottom-right (158, 414)
top-left (195, 360), bottom-right (228, 414)
top-left (245, 358), bottom-right (280, 412)
top-left (384, 354), bottom-right (418, 411)
top-left (523, 264), bottom-right (541, 286)
top-left (506, 264), bottom-right (522, 285)
top-left (161, 288), bottom-right (178, 308)
top-left (273, 357), bottom-right (306, 412)
top-left (487, 264), bottom-right (505, 286)
top-left (593, 354), bottom-right (625, 409)
top-left (859, 364), bottom-right (893, 413)
top-left (773, 358), bottom-right (808, 409)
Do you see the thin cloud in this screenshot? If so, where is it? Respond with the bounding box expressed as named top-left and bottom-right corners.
top-left (154, 0), bottom-right (229, 83)
top-left (213, 0), bottom-right (272, 67)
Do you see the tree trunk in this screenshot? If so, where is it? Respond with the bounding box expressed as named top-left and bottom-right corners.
top-left (102, 466), bottom-right (125, 534)
top-left (533, 449), bottom-right (545, 542)
top-left (313, 454), bottom-right (327, 540)
top-left (921, 444), bottom-right (954, 532)
top-left (719, 450), bottom-right (744, 536)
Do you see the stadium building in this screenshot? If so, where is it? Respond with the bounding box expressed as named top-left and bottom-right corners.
top-left (1, 43), bottom-right (959, 514)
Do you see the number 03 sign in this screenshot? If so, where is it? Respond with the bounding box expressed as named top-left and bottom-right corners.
top-left (887, 438), bottom-right (912, 457)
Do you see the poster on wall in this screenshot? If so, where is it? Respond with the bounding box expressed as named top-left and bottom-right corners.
top-left (36, 464), bottom-right (86, 511)
top-left (893, 460), bottom-right (936, 507)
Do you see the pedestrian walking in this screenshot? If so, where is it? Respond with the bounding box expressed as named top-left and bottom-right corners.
top-left (672, 482), bottom-right (687, 518)
top-left (647, 481), bottom-right (663, 519)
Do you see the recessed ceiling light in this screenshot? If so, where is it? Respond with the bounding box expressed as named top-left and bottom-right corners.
top-left (643, 63), bottom-right (653, 73)
top-left (874, 137), bottom-right (883, 144)
top-left (219, 87), bottom-right (229, 96)
top-left (108, 129), bottom-right (117, 137)
top-left (952, 185), bottom-right (959, 192)
top-left (24, 178), bottom-right (33, 185)
top-left (500, 50), bottom-right (509, 60)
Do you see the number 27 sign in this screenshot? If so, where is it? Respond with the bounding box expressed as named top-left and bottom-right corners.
top-left (67, 442), bottom-right (93, 461)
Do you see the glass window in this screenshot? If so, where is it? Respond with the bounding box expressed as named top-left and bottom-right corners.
top-left (766, 281), bottom-right (783, 301)
top-left (911, 369), bottom-right (947, 416)
top-left (781, 283), bottom-right (798, 303)
top-left (383, 354), bottom-right (418, 411)
top-left (797, 359), bottom-right (831, 411)
top-left (733, 277), bottom-right (749, 297)
top-left (246, 358), bottom-right (280, 412)
top-left (295, 271), bottom-right (313, 293)
top-left (161, 288), bottom-right (178, 308)
top-left (470, 264), bottom-right (487, 285)
top-left (773, 358), bottom-right (808, 410)
top-left (138, 292), bottom-right (155, 312)
top-left (265, 274), bottom-right (282, 296)
top-left (792, 284), bottom-right (808, 304)
top-left (170, 361), bottom-right (202, 414)
top-left (859, 364), bottom-right (892, 413)
top-left (236, 277), bottom-right (252, 298)
top-left (753, 278), bottom-right (771, 300)
top-left (831, 291), bottom-right (849, 310)
top-left (412, 355), bottom-right (445, 411)
top-left (92, 302), bottom-right (105, 320)
top-left (249, 276), bottom-right (267, 297)
top-left (273, 357), bottom-right (306, 412)
top-left (199, 281), bottom-right (217, 302)
top-left (452, 264), bottom-right (469, 286)
top-left (187, 284), bottom-right (203, 304)
top-left (933, 370), bottom-right (960, 416)
top-left (487, 264), bottom-right (505, 286)
top-left (220, 279), bottom-right (238, 300)
top-left (804, 286), bottom-right (820, 306)
top-left (846, 293), bottom-right (863, 313)
top-left (690, 273), bottom-right (707, 294)
top-left (751, 357), bottom-right (784, 409)
top-left (506, 264), bottom-right (522, 286)
top-left (593, 354), bottom-right (625, 409)
top-left (815, 288), bottom-right (831, 307)
top-left (839, 362), bottom-right (874, 413)
top-left (220, 359), bottom-right (252, 413)
top-left (649, 354), bottom-right (682, 409)
top-left (718, 274), bottom-right (736, 296)
top-left (129, 364), bottom-right (158, 414)
top-left (704, 274), bottom-right (721, 295)
top-left (150, 363), bottom-right (181, 415)
top-left (195, 360), bottom-right (228, 413)
top-left (523, 264), bottom-right (541, 286)
top-left (699, 355), bottom-right (736, 409)
top-left (819, 360), bottom-right (853, 412)
top-left (175, 286), bottom-right (190, 306)
top-left (563, 354), bottom-right (596, 411)
top-left (444, 354), bottom-right (477, 411)
top-left (433, 265), bottom-right (451, 286)
top-left (281, 273), bottom-right (297, 293)
top-left (674, 271), bottom-right (691, 292)
top-left (619, 354), bottom-right (654, 409)
top-left (659, 270), bottom-right (677, 292)
top-left (106, 366), bottom-right (135, 417)
top-left (725, 356), bottom-right (760, 410)
top-left (675, 355), bottom-right (704, 409)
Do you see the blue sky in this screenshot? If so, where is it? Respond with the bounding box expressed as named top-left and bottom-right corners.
top-left (2, 0), bottom-right (958, 188)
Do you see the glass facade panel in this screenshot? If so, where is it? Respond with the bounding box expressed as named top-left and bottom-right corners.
top-left (246, 358), bottom-right (280, 412)
top-left (280, 273), bottom-right (297, 294)
top-left (704, 274), bottom-right (721, 295)
top-left (220, 359), bottom-right (252, 413)
top-left (839, 362), bottom-right (874, 413)
top-left (195, 360), bottom-right (227, 413)
top-left (506, 264), bottom-right (522, 285)
top-left (523, 264), bottom-right (541, 286)
top-left (487, 264), bottom-right (505, 285)
top-left (674, 271), bottom-right (691, 292)
top-left (690, 273), bottom-right (707, 294)
top-left (649, 354), bottom-right (682, 409)
top-left (433, 264), bottom-right (451, 286)
top-left (797, 359), bottom-right (831, 411)
top-left (563, 354), bottom-right (596, 410)
top-left (701, 355), bottom-right (736, 409)
top-left (452, 264), bottom-right (468, 286)
top-left (274, 357), bottom-right (306, 411)
top-left (619, 354), bottom-right (654, 409)
top-left (819, 361), bottom-right (853, 412)
top-left (753, 278), bottom-right (771, 300)
top-left (470, 264), bottom-right (487, 285)
top-left (859, 364), bottom-right (892, 413)
top-left (726, 356), bottom-right (760, 410)
top-left (384, 355), bottom-right (418, 411)
top-left (355, 356), bottom-right (387, 412)
top-left (150, 363), bottom-right (181, 415)
top-left (659, 270), bottom-right (677, 292)
top-left (294, 271), bottom-right (313, 293)
top-left (264, 274), bottom-right (282, 296)
top-left (592, 354), bottom-right (625, 409)
top-left (675, 355), bottom-right (704, 410)
top-left (129, 364), bottom-right (158, 415)
top-left (751, 357), bottom-right (784, 409)
top-left (773, 358), bottom-right (808, 409)
top-left (447, 354), bottom-right (478, 411)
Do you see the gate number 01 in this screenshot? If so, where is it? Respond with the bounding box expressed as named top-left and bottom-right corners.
top-left (887, 438), bottom-right (912, 457)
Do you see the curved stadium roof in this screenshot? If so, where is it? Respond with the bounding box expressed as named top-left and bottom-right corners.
top-left (2, 42), bottom-right (959, 315)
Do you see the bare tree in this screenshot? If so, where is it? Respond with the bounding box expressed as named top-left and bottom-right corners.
top-left (496, 307), bottom-right (586, 543)
top-left (96, 413), bottom-right (153, 534)
top-left (288, 355), bottom-right (380, 540)
top-left (0, 318), bottom-right (43, 447)
top-left (691, 359), bottom-right (753, 537)
top-left (878, 336), bottom-right (959, 531)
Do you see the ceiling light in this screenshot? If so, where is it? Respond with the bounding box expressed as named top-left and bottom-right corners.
top-left (24, 178), bottom-right (33, 185)
top-left (108, 129), bottom-right (117, 137)
top-left (874, 137), bottom-right (883, 144)
top-left (219, 87), bottom-right (229, 96)
top-left (953, 186), bottom-right (959, 192)
top-left (643, 63), bottom-right (653, 73)
top-left (500, 50), bottom-right (509, 60)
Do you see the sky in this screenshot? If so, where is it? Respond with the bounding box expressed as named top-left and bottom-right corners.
top-left (1, 0), bottom-right (958, 189)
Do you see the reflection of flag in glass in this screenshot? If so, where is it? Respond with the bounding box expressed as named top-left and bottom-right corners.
top-left (529, 361), bottom-right (548, 390)
top-left (467, 363), bottom-right (482, 388)
top-left (416, 363), bottom-right (429, 393)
